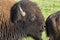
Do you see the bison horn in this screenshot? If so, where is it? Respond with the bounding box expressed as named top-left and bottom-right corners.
top-left (18, 6), bottom-right (26, 17)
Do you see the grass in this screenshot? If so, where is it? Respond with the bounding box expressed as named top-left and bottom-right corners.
top-left (15, 0), bottom-right (60, 40)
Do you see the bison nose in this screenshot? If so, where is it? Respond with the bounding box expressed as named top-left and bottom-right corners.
top-left (43, 26), bottom-right (45, 30)
top-left (40, 26), bottom-right (45, 32)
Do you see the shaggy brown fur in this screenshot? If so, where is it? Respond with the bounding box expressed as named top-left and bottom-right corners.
top-left (11, 0), bottom-right (45, 40)
top-left (46, 11), bottom-right (60, 40)
top-left (0, 0), bottom-right (21, 40)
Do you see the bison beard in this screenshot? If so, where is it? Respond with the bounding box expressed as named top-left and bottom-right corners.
top-left (46, 11), bottom-right (60, 40)
top-left (0, 0), bottom-right (45, 40)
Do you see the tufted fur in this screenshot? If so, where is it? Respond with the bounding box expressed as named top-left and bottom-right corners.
top-left (0, 0), bottom-right (21, 40)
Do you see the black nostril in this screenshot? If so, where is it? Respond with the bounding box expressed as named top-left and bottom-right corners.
top-left (39, 26), bottom-right (45, 32)
top-left (43, 26), bottom-right (46, 30)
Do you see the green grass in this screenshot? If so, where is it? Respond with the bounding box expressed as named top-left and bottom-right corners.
top-left (15, 0), bottom-right (60, 40)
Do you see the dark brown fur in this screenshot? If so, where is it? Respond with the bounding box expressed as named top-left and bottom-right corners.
top-left (11, 0), bottom-right (45, 40)
top-left (46, 11), bottom-right (60, 40)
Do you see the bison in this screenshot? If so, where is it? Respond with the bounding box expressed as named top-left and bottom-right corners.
top-left (0, 0), bottom-right (45, 40)
top-left (11, 0), bottom-right (45, 40)
top-left (46, 11), bottom-right (60, 40)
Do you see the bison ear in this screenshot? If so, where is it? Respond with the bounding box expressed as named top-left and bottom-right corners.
top-left (10, 3), bottom-right (22, 23)
top-left (10, 3), bottom-right (26, 23)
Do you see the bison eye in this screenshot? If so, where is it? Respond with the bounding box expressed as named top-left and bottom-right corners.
top-left (29, 14), bottom-right (36, 22)
top-left (31, 16), bottom-right (36, 21)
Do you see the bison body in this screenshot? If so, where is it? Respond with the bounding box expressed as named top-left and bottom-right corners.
top-left (46, 11), bottom-right (60, 40)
